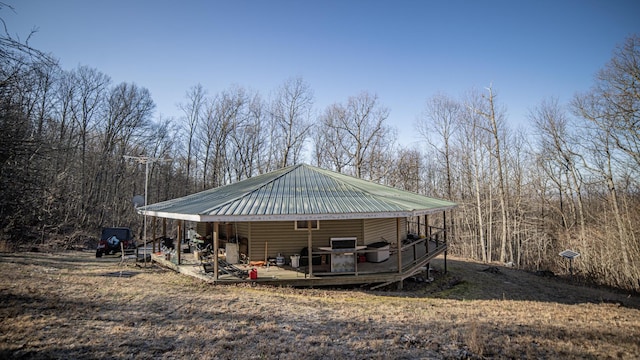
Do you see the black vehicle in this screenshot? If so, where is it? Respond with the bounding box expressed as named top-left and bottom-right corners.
top-left (96, 227), bottom-right (136, 257)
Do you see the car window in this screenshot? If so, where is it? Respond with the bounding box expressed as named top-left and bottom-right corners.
top-left (101, 228), bottom-right (132, 241)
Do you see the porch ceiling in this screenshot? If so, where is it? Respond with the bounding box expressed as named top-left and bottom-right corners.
top-left (139, 163), bottom-right (457, 221)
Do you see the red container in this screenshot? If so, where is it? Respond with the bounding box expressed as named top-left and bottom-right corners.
top-left (249, 268), bottom-right (258, 280)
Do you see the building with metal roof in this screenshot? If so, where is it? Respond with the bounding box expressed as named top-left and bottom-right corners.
top-left (140, 163), bottom-right (457, 288)
top-left (140, 163), bottom-right (457, 221)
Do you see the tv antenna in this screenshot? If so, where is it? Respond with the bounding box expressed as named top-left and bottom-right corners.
top-left (124, 155), bottom-right (173, 264)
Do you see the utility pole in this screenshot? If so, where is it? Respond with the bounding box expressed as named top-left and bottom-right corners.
top-left (124, 155), bottom-right (172, 264)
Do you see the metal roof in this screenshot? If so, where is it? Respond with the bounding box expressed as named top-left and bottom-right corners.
top-left (139, 163), bottom-right (457, 222)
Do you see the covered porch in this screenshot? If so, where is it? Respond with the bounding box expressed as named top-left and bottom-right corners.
top-left (150, 219), bottom-right (449, 289)
top-left (138, 164), bottom-right (457, 288)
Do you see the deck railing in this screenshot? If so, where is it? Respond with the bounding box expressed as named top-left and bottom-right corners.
top-left (399, 226), bottom-right (446, 272)
top-left (301, 226), bottom-right (447, 277)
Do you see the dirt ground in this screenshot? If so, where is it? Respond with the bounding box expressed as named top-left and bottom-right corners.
top-left (1, 251), bottom-right (638, 359)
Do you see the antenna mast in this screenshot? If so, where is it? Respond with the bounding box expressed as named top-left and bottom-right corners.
top-left (124, 155), bottom-right (173, 264)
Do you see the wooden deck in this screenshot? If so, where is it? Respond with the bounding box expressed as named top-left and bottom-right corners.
top-left (151, 238), bottom-right (447, 288)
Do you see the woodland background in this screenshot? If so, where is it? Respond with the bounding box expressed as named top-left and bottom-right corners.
top-left (1, 20), bottom-right (638, 291)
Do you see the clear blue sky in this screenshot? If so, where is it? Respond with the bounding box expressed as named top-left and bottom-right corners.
top-left (4, 0), bottom-right (639, 144)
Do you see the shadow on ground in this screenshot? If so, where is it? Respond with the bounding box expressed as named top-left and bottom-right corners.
top-left (392, 257), bottom-right (640, 309)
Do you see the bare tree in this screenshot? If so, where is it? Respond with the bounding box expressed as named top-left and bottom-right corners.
top-left (468, 86), bottom-right (510, 263)
top-left (89, 82), bottom-right (154, 225)
top-left (314, 103), bottom-right (350, 172)
top-left (70, 66), bottom-right (110, 224)
top-left (178, 84), bottom-right (206, 194)
top-left (588, 35), bottom-right (640, 169)
top-left (569, 35), bottom-right (640, 289)
top-left (316, 92), bottom-right (394, 180)
top-left (456, 101), bottom-right (492, 262)
top-left (228, 90), bottom-right (267, 181)
top-left (269, 77), bottom-right (314, 168)
top-left (416, 93), bottom-right (461, 199)
top-left (387, 147), bottom-right (422, 192)
top-left (0, 14), bottom-right (59, 241)
top-left (199, 86), bottom-right (247, 188)
top-left (531, 98), bottom-right (586, 241)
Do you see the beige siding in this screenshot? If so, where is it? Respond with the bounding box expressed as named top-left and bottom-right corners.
top-left (363, 218), bottom-right (406, 244)
top-left (195, 222), bottom-right (210, 239)
top-left (313, 219), bottom-right (364, 245)
top-left (195, 218), bottom-right (409, 262)
top-left (248, 220), bottom-right (364, 261)
top-left (233, 222), bottom-right (250, 257)
top-left (235, 222), bottom-right (250, 237)
top-left (194, 222), bottom-right (250, 240)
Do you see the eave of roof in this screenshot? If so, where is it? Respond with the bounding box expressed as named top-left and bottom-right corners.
top-left (138, 163), bottom-right (457, 221)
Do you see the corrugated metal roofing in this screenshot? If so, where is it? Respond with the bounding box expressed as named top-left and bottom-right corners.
top-left (139, 163), bottom-right (457, 221)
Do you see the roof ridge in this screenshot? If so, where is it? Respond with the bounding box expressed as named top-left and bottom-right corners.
top-left (199, 164), bottom-right (302, 215)
top-left (294, 165), bottom-right (408, 211)
top-left (309, 165), bottom-right (453, 209)
top-left (307, 165), bottom-right (397, 194)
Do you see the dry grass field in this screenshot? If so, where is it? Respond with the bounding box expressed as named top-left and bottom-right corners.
top-left (0, 251), bottom-right (638, 359)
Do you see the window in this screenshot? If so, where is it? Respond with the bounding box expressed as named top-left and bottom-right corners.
top-left (295, 220), bottom-right (319, 230)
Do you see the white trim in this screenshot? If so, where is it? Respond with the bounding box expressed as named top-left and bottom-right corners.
top-left (138, 204), bottom-right (457, 222)
top-left (136, 209), bottom-right (201, 221)
top-left (294, 220), bottom-right (319, 230)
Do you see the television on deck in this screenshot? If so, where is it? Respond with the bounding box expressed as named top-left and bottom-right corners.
top-left (330, 237), bottom-right (357, 250)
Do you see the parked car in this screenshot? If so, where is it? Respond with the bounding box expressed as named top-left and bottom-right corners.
top-left (96, 227), bottom-right (136, 257)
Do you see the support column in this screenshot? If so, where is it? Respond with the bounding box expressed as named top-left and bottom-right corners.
top-left (443, 211), bottom-right (448, 274)
top-left (152, 217), bottom-right (157, 253)
top-left (213, 222), bottom-right (219, 280)
top-left (425, 214), bottom-right (429, 254)
top-left (307, 222), bottom-right (313, 277)
top-left (443, 211), bottom-right (448, 244)
top-left (162, 218), bottom-right (167, 252)
top-left (397, 218), bottom-right (402, 274)
top-left (177, 220), bottom-right (182, 265)
top-left (247, 222), bottom-right (252, 261)
top-left (397, 218), bottom-right (404, 289)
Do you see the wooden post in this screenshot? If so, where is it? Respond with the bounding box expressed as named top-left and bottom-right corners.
top-left (443, 211), bottom-right (448, 274)
top-left (152, 217), bottom-right (157, 253)
top-left (425, 214), bottom-right (429, 254)
top-left (444, 249), bottom-right (448, 274)
top-left (412, 240), bottom-right (417, 263)
top-left (213, 222), bottom-right (219, 280)
top-left (307, 221), bottom-right (313, 277)
top-left (397, 218), bottom-right (402, 274)
top-left (177, 220), bottom-right (182, 265)
top-left (397, 217), bottom-right (404, 289)
top-left (162, 218), bottom-right (167, 236)
top-left (162, 218), bottom-right (167, 252)
top-left (247, 222), bottom-right (252, 261)
top-left (443, 211), bottom-right (447, 244)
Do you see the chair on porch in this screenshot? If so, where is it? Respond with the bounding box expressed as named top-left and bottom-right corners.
top-left (120, 241), bottom-right (138, 265)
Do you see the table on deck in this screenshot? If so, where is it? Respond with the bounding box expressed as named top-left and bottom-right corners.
top-left (318, 246), bottom-right (367, 272)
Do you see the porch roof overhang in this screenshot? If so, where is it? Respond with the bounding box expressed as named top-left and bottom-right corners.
top-left (138, 163), bottom-right (458, 222)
